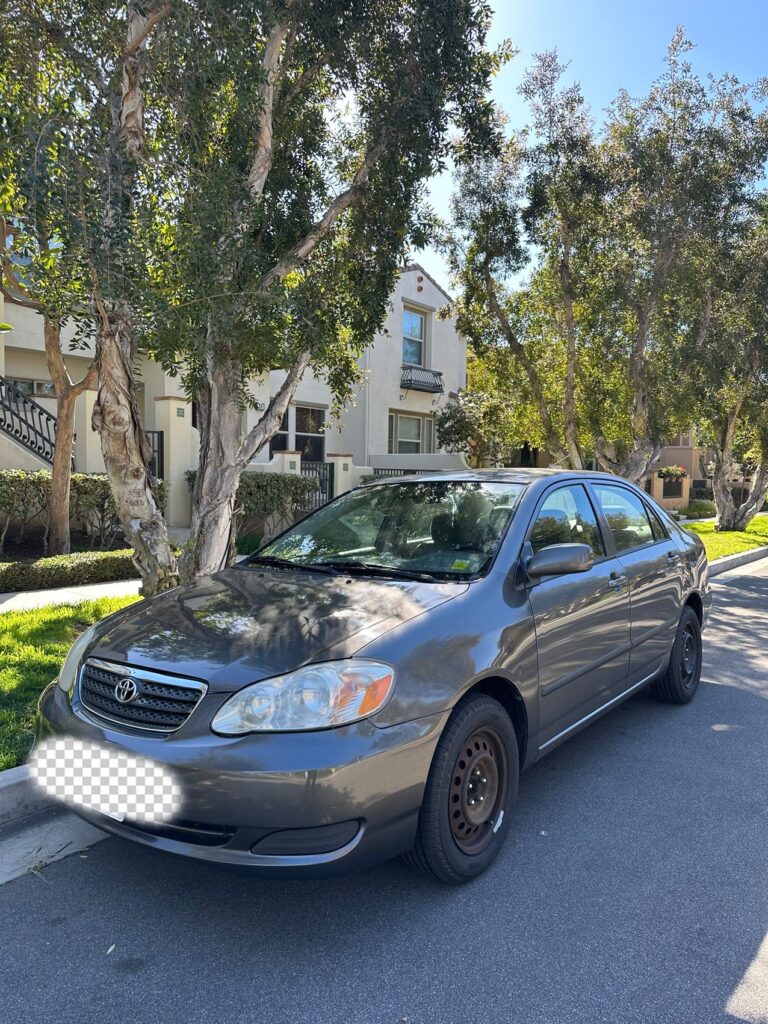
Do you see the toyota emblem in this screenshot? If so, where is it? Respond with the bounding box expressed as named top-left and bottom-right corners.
top-left (114, 678), bottom-right (139, 704)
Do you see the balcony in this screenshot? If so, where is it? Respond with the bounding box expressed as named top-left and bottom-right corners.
top-left (400, 364), bottom-right (444, 394)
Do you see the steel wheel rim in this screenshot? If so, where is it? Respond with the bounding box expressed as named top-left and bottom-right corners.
top-left (449, 727), bottom-right (508, 855)
top-left (681, 626), bottom-right (698, 687)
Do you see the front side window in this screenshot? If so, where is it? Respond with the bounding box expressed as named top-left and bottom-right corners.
top-left (529, 485), bottom-right (605, 558)
top-left (252, 480), bottom-right (526, 580)
top-left (403, 309), bottom-right (425, 366)
top-left (593, 484), bottom-right (654, 552)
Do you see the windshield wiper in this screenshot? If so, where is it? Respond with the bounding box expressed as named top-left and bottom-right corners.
top-left (316, 560), bottom-right (441, 583)
top-left (245, 556), bottom-right (335, 575)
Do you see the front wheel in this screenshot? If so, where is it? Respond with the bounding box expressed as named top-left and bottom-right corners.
top-left (404, 694), bottom-right (519, 884)
top-left (651, 605), bottom-right (702, 705)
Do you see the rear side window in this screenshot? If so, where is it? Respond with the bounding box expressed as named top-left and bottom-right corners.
top-left (593, 484), bottom-right (654, 552)
top-left (645, 504), bottom-right (668, 542)
top-left (529, 484), bottom-right (605, 557)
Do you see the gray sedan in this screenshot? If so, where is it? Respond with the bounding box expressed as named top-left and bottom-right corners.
top-left (36, 470), bottom-right (710, 883)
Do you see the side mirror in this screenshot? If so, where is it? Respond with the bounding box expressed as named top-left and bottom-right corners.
top-left (525, 542), bottom-right (594, 579)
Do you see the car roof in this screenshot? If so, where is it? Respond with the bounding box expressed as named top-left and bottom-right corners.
top-left (363, 469), bottom-right (638, 487)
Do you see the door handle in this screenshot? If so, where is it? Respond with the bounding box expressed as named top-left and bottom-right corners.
top-left (666, 551), bottom-right (680, 565)
top-left (608, 574), bottom-right (627, 590)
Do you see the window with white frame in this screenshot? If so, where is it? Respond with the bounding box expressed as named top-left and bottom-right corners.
top-left (402, 308), bottom-right (426, 366)
top-left (388, 411), bottom-right (435, 455)
top-left (268, 405), bottom-right (326, 461)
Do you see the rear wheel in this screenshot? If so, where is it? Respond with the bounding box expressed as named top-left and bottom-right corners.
top-left (651, 605), bottom-right (702, 704)
top-left (404, 694), bottom-right (519, 884)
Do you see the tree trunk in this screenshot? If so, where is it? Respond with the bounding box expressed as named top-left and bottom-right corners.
top-left (92, 301), bottom-right (178, 595)
top-left (49, 390), bottom-right (76, 555)
top-left (711, 401), bottom-right (768, 531)
top-left (712, 403), bottom-right (741, 529)
top-left (559, 224), bottom-right (583, 470)
top-left (181, 324), bottom-right (311, 582)
top-left (43, 316), bottom-right (98, 556)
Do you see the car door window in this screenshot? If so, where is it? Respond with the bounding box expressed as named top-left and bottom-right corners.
top-left (645, 504), bottom-right (668, 542)
top-left (593, 485), bottom-right (654, 552)
top-left (529, 485), bottom-right (605, 557)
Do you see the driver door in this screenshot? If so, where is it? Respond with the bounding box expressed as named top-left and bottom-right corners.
top-left (525, 483), bottom-right (631, 750)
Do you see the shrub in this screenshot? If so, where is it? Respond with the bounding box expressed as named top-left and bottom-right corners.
top-left (235, 533), bottom-right (263, 556)
top-left (680, 499), bottom-right (716, 520)
top-left (691, 483), bottom-right (714, 502)
top-left (0, 469), bottom-right (168, 554)
top-left (186, 470), bottom-right (317, 539)
top-left (0, 548), bottom-right (137, 593)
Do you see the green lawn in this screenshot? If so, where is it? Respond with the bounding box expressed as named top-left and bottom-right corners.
top-left (685, 515), bottom-right (768, 561)
top-left (0, 597), bottom-right (139, 771)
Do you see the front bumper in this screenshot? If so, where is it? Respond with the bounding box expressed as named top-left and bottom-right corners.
top-left (36, 682), bottom-right (446, 877)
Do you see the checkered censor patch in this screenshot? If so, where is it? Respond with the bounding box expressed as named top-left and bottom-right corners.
top-left (29, 737), bottom-right (182, 823)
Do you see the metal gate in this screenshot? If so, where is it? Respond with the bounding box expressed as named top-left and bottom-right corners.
top-left (301, 461), bottom-right (334, 510)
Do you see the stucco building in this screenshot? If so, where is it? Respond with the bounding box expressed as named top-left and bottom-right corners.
top-left (0, 266), bottom-right (468, 527)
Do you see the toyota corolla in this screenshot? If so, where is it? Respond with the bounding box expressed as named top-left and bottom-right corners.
top-left (36, 470), bottom-right (710, 883)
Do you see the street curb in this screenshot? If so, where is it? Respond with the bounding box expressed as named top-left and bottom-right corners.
top-left (0, 764), bottom-right (53, 828)
top-left (708, 545), bottom-right (768, 577)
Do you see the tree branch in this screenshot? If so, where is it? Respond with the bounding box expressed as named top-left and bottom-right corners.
top-left (259, 130), bottom-right (391, 288)
top-left (123, 1), bottom-right (173, 57)
top-left (246, 20), bottom-right (291, 200)
top-left (238, 346), bottom-right (312, 464)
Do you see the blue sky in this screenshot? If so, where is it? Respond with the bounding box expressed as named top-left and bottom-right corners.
top-left (414, 0), bottom-right (768, 286)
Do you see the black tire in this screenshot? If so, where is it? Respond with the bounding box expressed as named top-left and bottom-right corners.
top-left (650, 605), bottom-right (702, 705)
top-left (404, 694), bottom-right (519, 884)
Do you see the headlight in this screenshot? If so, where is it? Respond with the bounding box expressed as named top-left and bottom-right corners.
top-left (211, 659), bottom-right (395, 735)
top-left (56, 624), bottom-right (98, 693)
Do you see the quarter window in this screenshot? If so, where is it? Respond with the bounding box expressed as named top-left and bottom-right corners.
top-left (403, 309), bottom-right (425, 366)
top-left (593, 485), bottom-right (654, 552)
top-left (529, 485), bottom-right (605, 558)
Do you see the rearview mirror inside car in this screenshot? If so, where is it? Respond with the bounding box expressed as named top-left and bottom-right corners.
top-left (525, 542), bottom-right (594, 578)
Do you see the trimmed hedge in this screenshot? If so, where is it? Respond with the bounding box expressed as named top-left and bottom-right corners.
top-left (679, 499), bottom-right (716, 520)
top-left (186, 470), bottom-right (317, 538)
top-left (0, 548), bottom-right (138, 593)
top-left (0, 469), bottom-right (167, 554)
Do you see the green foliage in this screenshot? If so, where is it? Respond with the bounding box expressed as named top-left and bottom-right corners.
top-left (186, 470), bottom-right (316, 537)
top-left (0, 549), bottom-right (137, 593)
top-left (0, 470), bottom-right (167, 554)
top-left (0, 596), bottom-right (140, 770)
top-left (436, 351), bottom-right (529, 465)
top-left (444, 34), bottom-right (768, 475)
top-left (680, 500), bottom-right (716, 519)
top-left (235, 533), bottom-right (263, 556)
top-left (685, 517), bottom-right (768, 560)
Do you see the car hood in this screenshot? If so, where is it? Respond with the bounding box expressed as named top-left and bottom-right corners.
top-left (88, 564), bottom-right (466, 692)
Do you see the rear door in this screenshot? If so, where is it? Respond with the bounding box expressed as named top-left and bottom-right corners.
top-left (588, 482), bottom-right (683, 684)
top-left (525, 483), bottom-right (631, 749)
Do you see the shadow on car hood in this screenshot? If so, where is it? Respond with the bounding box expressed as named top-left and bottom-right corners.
top-left (89, 564), bottom-right (466, 692)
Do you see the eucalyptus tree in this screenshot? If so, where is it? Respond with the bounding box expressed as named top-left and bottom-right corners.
top-left (592, 29), bottom-right (768, 481)
top-left (2, 1), bottom-right (178, 591)
top-left (687, 206), bottom-right (768, 530)
top-left (142, 0), bottom-right (502, 579)
top-left (0, 30), bottom-right (100, 555)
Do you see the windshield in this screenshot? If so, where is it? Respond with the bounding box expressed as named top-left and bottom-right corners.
top-left (249, 479), bottom-right (526, 581)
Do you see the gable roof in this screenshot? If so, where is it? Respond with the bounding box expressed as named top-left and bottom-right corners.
top-left (401, 263), bottom-right (453, 304)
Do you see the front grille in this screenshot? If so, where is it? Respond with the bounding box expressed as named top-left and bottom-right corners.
top-left (126, 819), bottom-right (236, 847)
top-left (78, 658), bottom-right (207, 733)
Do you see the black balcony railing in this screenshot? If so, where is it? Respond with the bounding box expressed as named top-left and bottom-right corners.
top-left (400, 364), bottom-right (444, 394)
top-left (0, 375), bottom-right (57, 463)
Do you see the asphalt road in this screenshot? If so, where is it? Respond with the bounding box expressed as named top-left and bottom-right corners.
top-left (2, 562), bottom-right (767, 1024)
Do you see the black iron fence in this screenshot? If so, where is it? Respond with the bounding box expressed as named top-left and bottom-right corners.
top-left (301, 461), bottom-right (334, 509)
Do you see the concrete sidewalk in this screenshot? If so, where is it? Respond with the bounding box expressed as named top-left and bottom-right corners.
top-left (0, 577), bottom-right (142, 613)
